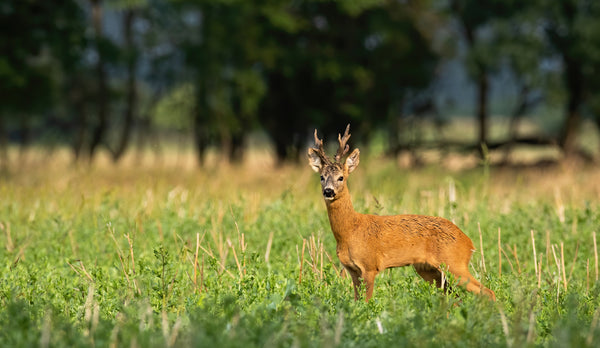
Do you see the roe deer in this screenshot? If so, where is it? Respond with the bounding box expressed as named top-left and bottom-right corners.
top-left (307, 125), bottom-right (496, 301)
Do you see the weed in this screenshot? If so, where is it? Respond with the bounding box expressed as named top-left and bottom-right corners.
top-left (1, 156), bottom-right (600, 347)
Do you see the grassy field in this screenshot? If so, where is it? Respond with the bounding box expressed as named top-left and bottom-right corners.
top-left (1, 148), bottom-right (600, 347)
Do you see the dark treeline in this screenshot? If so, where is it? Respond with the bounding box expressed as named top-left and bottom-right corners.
top-left (2, 0), bottom-right (600, 167)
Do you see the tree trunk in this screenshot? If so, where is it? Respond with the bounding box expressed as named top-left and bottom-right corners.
top-left (387, 116), bottom-right (402, 157)
top-left (73, 100), bottom-right (88, 161)
top-left (0, 116), bottom-right (7, 173)
top-left (227, 84), bottom-right (245, 164)
top-left (228, 133), bottom-right (244, 163)
top-left (193, 78), bottom-right (209, 166)
top-left (475, 67), bottom-right (489, 156)
top-left (455, 6), bottom-right (490, 159)
top-left (597, 118), bottom-right (600, 160)
top-left (508, 85), bottom-right (540, 140)
top-left (135, 88), bottom-right (162, 164)
top-left (89, 0), bottom-right (108, 160)
top-left (503, 85), bottom-right (543, 162)
top-left (112, 9), bottom-right (137, 163)
top-left (18, 115), bottom-right (31, 166)
top-left (273, 137), bottom-right (289, 164)
top-left (559, 58), bottom-right (583, 156)
top-left (193, 123), bottom-right (208, 166)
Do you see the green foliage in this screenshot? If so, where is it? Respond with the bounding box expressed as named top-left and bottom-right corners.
top-left (1, 161), bottom-right (600, 347)
top-left (4, 0), bottom-right (600, 162)
top-left (152, 83), bottom-right (195, 131)
top-left (0, 0), bottom-right (86, 116)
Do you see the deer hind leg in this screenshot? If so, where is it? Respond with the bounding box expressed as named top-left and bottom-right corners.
top-left (414, 263), bottom-right (496, 301)
top-left (413, 263), bottom-right (445, 289)
top-left (448, 265), bottom-right (496, 301)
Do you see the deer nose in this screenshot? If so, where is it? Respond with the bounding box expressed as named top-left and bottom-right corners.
top-left (323, 188), bottom-right (335, 198)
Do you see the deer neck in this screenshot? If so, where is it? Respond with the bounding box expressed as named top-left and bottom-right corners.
top-left (325, 187), bottom-right (358, 243)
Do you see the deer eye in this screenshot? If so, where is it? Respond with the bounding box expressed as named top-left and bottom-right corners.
top-left (338, 176), bottom-right (344, 181)
top-left (320, 176), bottom-right (324, 181)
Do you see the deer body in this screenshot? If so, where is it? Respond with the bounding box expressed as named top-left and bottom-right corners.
top-left (308, 125), bottom-right (495, 301)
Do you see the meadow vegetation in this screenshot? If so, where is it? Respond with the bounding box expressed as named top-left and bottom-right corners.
top-left (1, 147), bottom-right (600, 347)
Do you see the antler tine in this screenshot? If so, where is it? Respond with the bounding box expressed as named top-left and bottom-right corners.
top-left (335, 124), bottom-right (351, 162)
top-left (313, 129), bottom-right (329, 159)
top-left (313, 129), bottom-right (324, 150)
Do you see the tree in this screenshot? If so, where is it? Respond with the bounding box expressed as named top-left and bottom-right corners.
top-left (167, 0), bottom-right (269, 164)
top-left (481, 1), bottom-right (554, 157)
top-left (446, 0), bottom-right (526, 155)
top-left (542, 0), bottom-right (600, 158)
top-left (0, 0), bottom-right (87, 166)
top-left (112, 6), bottom-right (139, 162)
top-left (259, 0), bottom-right (438, 162)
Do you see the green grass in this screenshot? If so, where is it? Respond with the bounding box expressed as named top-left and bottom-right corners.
top-left (1, 151), bottom-right (600, 347)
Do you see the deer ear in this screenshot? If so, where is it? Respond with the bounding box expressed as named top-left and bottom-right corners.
top-left (307, 148), bottom-right (323, 172)
top-left (345, 149), bottom-right (360, 173)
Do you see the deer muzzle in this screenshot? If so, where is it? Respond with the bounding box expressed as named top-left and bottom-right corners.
top-left (323, 188), bottom-right (335, 199)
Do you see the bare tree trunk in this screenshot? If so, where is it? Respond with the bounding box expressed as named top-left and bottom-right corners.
top-left (476, 70), bottom-right (489, 152)
top-left (18, 115), bottom-right (31, 167)
top-left (89, 0), bottom-right (108, 160)
top-left (134, 115), bottom-right (147, 165)
top-left (193, 121), bottom-right (208, 166)
top-left (559, 58), bottom-right (583, 157)
top-left (596, 118), bottom-right (600, 161)
top-left (508, 86), bottom-right (530, 140)
top-left (135, 111), bottom-right (153, 165)
top-left (502, 85), bottom-right (544, 162)
top-left (135, 88), bottom-right (162, 165)
top-left (544, 2), bottom-right (584, 159)
top-left (0, 116), bottom-right (8, 173)
top-left (228, 133), bottom-right (244, 163)
top-left (73, 100), bottom-right (88, 161)
top-left (454, 4), bottom-right (490, 159)
top-left (193, 78), bottom-right (209, 166)
top-left (227, 86), bottom-right (246, 164)
top-left (112, 9), bottom-right (137, 163)
top-left (560, 110), bottom-right (581, 157)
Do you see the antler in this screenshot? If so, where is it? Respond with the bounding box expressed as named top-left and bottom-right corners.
top-left (313, 129), bottom-right (330, 163)
top-left (334, 124), bottom-right (351, 162)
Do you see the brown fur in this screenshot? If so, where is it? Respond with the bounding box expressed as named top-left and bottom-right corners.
top-left (308, 126), bottom-right (496, 301)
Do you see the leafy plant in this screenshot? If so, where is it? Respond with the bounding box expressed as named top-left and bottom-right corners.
top-left (1, 155), bottom-right (600, 347)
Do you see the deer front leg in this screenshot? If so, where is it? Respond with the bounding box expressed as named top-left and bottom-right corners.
top-left (346, 268), bottom-right (362, 301)
top-left (363, 271), bottom-right (377, 301)
top-left (347, 266), bottom-right (378, 301)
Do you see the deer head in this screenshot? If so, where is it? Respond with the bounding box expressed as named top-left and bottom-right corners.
top-left (307, 124), bottom-right (360, 201)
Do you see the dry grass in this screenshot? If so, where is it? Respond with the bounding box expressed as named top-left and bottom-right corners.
top-left (3, 143), bottom-right (600, 205)
top-left (2, 142), bottom-right (600, 347)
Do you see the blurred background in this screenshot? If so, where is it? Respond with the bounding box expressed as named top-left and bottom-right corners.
top-left (2, 0), bottom-right (600, 170)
